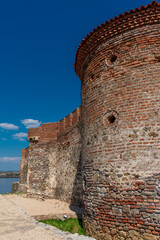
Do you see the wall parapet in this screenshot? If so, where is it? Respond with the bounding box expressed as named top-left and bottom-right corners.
top-left (28, 106), bottom-right (81, 145)
top-left (28, 122), bottom-right (58, 145)
top-left (57, 106), bottom-right (81, 136)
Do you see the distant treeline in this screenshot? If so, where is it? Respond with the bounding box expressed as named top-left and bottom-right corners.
top-left (0, 171), bottom-right (20, 178)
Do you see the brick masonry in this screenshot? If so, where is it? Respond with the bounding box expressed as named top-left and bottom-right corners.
top-left (17, 1), bottom-right (160, 239)
top-left (75, 1), bottom-right (160, 239)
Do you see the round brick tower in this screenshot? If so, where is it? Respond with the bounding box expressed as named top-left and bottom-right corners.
top-left (75, 1), bottom-right (160, 239)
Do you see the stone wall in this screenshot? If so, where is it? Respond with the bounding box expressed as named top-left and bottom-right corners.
top-left (20, 107), bottom-right (83, 206)
top-left (56, 121), bottom-right (82, 206)
top-left (75, 1), bottom-right (160, 239)
top-left (12, 182), bottom-right (19, 193)
top-left (55, 107), bottom-right (82, 205)
top-left (27, 143), bottom-right (57, 199)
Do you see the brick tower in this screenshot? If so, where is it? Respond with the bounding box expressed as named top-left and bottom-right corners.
top-left (75, 1), bottom-right (160, 239)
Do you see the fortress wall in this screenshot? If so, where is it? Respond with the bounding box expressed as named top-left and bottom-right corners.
top-left (27, 142), bottom-right (57, 199)
top-left (55, 107), bottom-right (82, 206)
top-left (72, 107), bottom-right (81, 125)
top-left (75, 2), bottom-right (160, 239)
top-left (55, 121), bottom-right (82, 206)
top-left (22, 107), bottom-right (82, 204)
top-left (57, 106), bottom-right (81, 133)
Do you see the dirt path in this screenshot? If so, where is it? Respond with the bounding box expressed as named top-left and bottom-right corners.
top-left (0, 194), bottom-right (95, 240)
top-left (5, 194), bottom-right (82, 220)
top-left (0, 194), bottom-right (64, 240)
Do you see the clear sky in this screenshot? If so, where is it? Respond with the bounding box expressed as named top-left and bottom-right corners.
top-left (0, 0), bottom-right (154, 171)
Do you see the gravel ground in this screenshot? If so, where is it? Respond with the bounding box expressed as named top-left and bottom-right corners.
top-left (0, 194), bottom-right (96, 240)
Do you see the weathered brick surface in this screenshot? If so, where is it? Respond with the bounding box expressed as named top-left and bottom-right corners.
top-left (28, 122), bottom-right (58, 144)
top-left (75, 1), bottom-right (160, 79)
top-left (75, 2), bottom-right (160, 239)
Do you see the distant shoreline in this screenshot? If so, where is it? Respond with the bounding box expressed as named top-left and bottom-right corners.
top-left (0, 172), bottom-right (20, 178)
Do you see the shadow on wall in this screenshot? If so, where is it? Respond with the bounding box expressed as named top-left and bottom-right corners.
top-left (20, 162), bottom-right (28, 184)
top-left (54, 148), bottom-right (83, 208)
top-left (70, 150), bottom-right (83, 219)
top-left (54, 123), bottom-right (83, 211)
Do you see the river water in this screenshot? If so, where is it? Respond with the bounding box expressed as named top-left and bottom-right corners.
top-left (0, 178), bottom-right (19, 194)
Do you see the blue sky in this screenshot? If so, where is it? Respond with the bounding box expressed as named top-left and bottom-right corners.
top-left (0, 0), bottom-right (154, 171)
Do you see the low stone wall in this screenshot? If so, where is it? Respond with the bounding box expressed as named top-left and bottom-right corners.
top-left (12, 182), bottom-right (27, 193)
top-left (12, 182), bottom-right (19, 193)
top-left (19, 183), bottom-right (27, 193)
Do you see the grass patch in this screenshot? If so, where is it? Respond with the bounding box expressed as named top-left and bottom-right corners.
top-left (39, 218), bottom-right (86, 235)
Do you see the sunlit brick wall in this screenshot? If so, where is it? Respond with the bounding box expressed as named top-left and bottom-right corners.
top-left (75, 2), bottom-right (160, 239)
